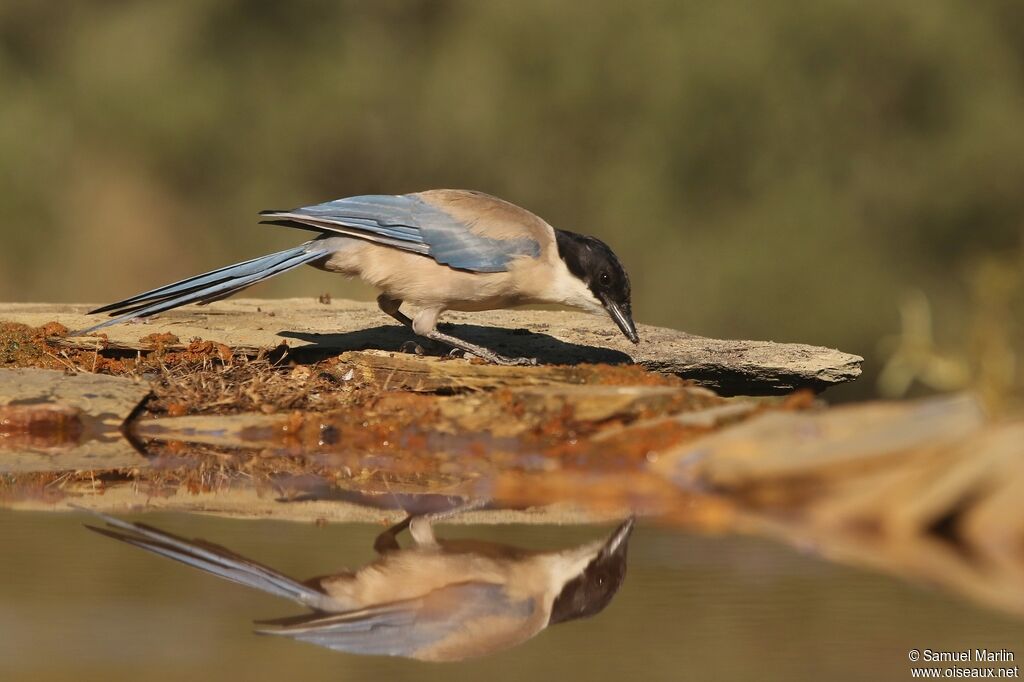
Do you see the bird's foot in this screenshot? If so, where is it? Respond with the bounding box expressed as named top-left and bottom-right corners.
top-left (422, 497), bottom-right (490, 524)
top-left (389, 498), bottom-right (491, 550)
top-left (424, 330), bottom-right (539, 366)
top-left (399, 340), bottom-right (426, 355)
top-left (453, 348), bottom-right (538, 365)
top-left (489, 353), bottom-right (539, 366)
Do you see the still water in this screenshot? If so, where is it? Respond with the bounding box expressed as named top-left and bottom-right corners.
top-left (2, 509), bottom-right (1021, 681)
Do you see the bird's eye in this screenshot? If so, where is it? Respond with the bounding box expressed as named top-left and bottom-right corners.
top-left (599, 272), bottom-right (611, 286)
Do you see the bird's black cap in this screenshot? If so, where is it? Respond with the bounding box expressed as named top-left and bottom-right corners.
top-left (549, 518), bottom-right (633, 625)
top-left (554, 230), bottom-right (639, 343)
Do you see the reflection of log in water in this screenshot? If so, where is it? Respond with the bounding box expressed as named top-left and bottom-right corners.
top-left (657, 396), bottom-right (1024, 619)
top-left (1, 302), bottom-right (1022, 620)
top-left (0, 368), bottom-right (149, 471)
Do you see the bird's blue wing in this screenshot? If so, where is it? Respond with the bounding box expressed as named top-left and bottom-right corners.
top-left (255, 582), bottom-right (536, 658)
top-left (260, 194), bottom-right (540, 273)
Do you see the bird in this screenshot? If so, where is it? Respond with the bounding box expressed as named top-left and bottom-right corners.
top-left (79, 190), bottom-right (639, 365)
top-left (80, 507), bottom-right (634, 662)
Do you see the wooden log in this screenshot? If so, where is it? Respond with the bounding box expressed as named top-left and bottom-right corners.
top-left (1, 299), bottom-right (862, 395)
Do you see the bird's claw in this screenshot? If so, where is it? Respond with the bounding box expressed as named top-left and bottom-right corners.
top-left (421, 497), bottom-right (490, 523)
top-left (493, 355), bottom-right (538, 366)
top-left (399, 341), bottom-right (426, 355)
top-left (449, 350), bottom-right (536, 366)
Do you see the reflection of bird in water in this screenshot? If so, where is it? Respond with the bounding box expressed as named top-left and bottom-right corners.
top-left (81, 507), bottom-right (634, 662)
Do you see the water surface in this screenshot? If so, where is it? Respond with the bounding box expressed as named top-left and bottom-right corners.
top-left (2, 509), bottom-right (1021, 681)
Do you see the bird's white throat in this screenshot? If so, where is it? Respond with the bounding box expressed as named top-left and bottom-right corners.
top-left (545, 258), bottom-right (604, 314)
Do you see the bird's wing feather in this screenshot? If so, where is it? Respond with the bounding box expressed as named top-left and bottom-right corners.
top-left (255, 581), bottom-right (536, 658)
top-left (260, 194), bottom-right (540, 273)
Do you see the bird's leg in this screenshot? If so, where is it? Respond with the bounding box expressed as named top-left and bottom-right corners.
top-left (376, 294), bottom-right (413, 327)
top-left (411, 308), bottom-right (538, 366)
top-left (378, 294), bottom-right (429, 355)
top-left (373, 515), bottom-right (411, 554)
top-left (408, 516), bottom-right (439, 548)
top-left (407, 498), bottom-right (490, 549)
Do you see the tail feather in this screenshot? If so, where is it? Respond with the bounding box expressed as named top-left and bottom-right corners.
top-left (78, 243), bottom-right (330, 335)
top-left (79, 508), bottom-right (332, 610)
top-left (89, 250), bottom-right (310, 314)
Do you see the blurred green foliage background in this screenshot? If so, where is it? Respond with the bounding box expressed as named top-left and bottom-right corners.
top-left (1, 0), bottom-right (1022, 399)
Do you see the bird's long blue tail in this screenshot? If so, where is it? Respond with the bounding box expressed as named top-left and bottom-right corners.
top-left (78, 241), bottom-right (331, 334)
top-left (79, 507), bottom-right (332, 610)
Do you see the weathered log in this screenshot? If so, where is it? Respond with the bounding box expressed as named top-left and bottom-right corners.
top-left (1, 298), bottom-right (862, 395)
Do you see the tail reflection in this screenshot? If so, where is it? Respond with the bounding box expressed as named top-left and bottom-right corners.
top-left (82, 508), bottom-right (633, 662)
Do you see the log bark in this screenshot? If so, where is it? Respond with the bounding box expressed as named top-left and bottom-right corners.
top-left (1, 299), bottom-right (862, 395)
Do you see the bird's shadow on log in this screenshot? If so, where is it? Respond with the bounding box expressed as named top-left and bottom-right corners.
top-left (278, 323), bottom-right (631, 365)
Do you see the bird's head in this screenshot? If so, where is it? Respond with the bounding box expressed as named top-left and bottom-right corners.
top-left (554, 230), bottom-right (639, 344)
top-left (547, 517), bottom-right (634, 625)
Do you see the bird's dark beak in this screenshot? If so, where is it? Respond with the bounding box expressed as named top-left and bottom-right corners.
top-left (600, 295), bottom-right (639, 344)
top-left (602, 517), bottom-right (635, 557)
